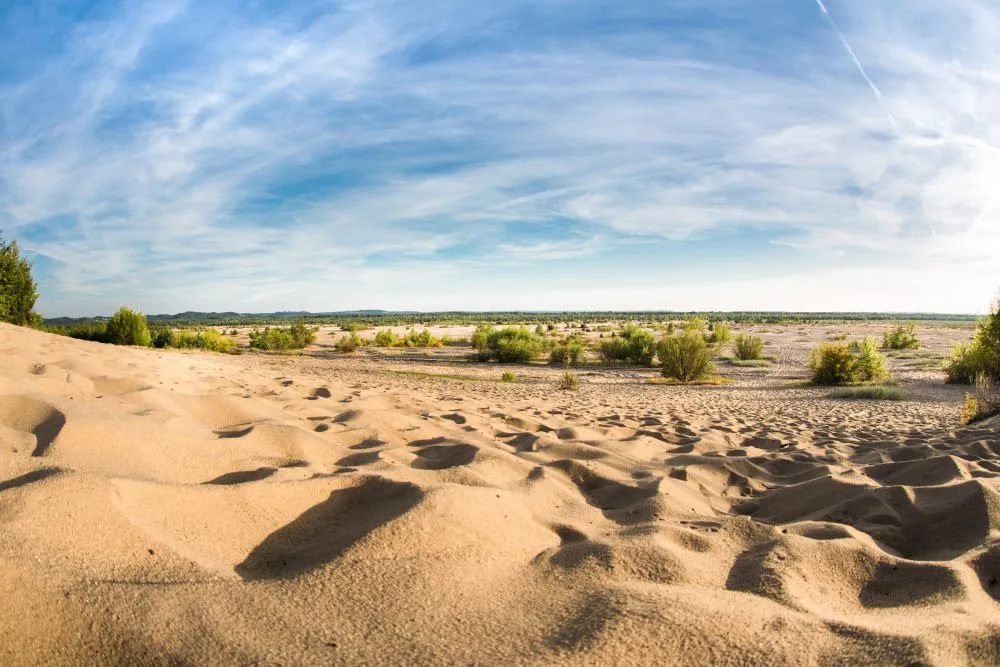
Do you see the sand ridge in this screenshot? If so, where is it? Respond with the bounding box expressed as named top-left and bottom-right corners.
top-left (1, 322), bottom-right (999, 665)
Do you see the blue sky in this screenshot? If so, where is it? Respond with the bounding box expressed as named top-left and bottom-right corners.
top-left (1, 0), bottom-right (998, 316)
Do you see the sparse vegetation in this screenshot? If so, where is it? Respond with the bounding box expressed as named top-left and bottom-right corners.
top-left (657, 332), bottom-right (714, 382)
top-left (733, 333), bottom-right (765, 361)
top-left (855, 337), bottom-right (890, 382)
top-left (961, 375), bottom-right (1000, 425)
top-left (557, 371), bottom-right (580, 390)
top-left (374, 329), bottom-right (399, 347)
top-left (335, 331), bottom-right (363, 353)
top-left (105, 306), bottom-right (152, 347)
top-left (946, 297), bottom-right (1000, 384)
top-left (0, 232), bottom-right (41, 327)
top-left (249, 322), bottom-right (316, 351)
top-left (727, 358), bottom-right (772, 368)
top-left (883, 324), bottom-right (920, 350)
top-left (829, 386), bottom-right (907, 401)
top-left (550, 339), bottom-right (585, 366)
top-left (707, 322), bottom-right (732, 345)
top-left (501, 371), bottom-right (516, 383)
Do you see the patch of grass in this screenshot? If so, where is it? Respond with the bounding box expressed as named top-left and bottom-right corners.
top-left (728, 359), bottom-right (773, 368)
top-left (962, 375), bottom-right (1000, 425)
top-left (733, 333), bottom-right (765, 360)
top-left (829, 386), bottom-right (908, 401)
top-left (647, 375), bottom-right (732, 386)
top-left (501, 371), bottom-right (516, 383)
top-left (388, 370), bottom-right (484, 382)
top-left (557, 371), bottom-right (580, 390)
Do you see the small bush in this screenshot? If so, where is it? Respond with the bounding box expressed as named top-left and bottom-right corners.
top-left (855, 337), bottom-right (890, 382)
top-left (557, 371), bottom-right (580, 391)
top-left (335, 332), bottom-right (362, 353)
top-left (248, 322), bottom-right (315, 351)
top-left (707, 323), bottom-right (732, 345)
top-left (550, 340), bottom-right (584, 366)
top-left (599, 326), bottom-right (655, 365)
top-left (402, 327), bottom-right (441, 348)
top-left (501, 371), bottom-right (516, 383)
top-left (534, 324), bottom-right (545, 336)
top-left (961, 375), bottom-right (1000, 425)
top-left (484, 327), bottom-right (542, 363)
top-left (105, 306), bottom-right (152, 347)
top-left (733, 333), bottom-right (764, 360)
top-left (152, 329), bottom-right (176, 349)
top-left (809, 343), bottom-right (858, 385)
top-left (946, 298), bottom-right (999, 384)
top-left (374, 329), bottom-right (399, 347)
top-left (657, 332), bottom-right (713, 382)
top-left (883, 324), bottom-right (920, 350)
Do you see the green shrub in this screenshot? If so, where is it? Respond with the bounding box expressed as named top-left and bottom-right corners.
top-left (105, 306), bottom-right (151, 346)
top-left (855, 337), bottom-right (890, 382)
top-left (598, 326), bottom-right (655, 365)
top-left (440, 335), bottom-right (467, 346)
top-left (485, 327), bottom-right (542, 363)
top-left (962, 375), bottom-right (1000, 424)
top-left (557, 371), bottom-right (580, 391)
top-left (883, 324), bottom-right (920, 350)
top-left (657, 332), bottom-right (713, 382)
top-left (809, 343), bottom-right (858, 385)
top-left (501, 371), bottom-right (516, 383)
top-left (374, 329), bottom-right (399, 347)
top-left (946, 298), bottom-right (1000, 384)
top-left (60, 322), bottom-right (109, 343)
top-left (289, 322), bottom-right (317, 347)
top-left (708, 323), bottom-right (732, 345)
top-left (550, 340), bottom-right (585, 366)
top-left (0, 233), bottom-right (41, 327)
top-left (534, 324), bottom-right (545, 336)
top-left (471, 324), bottom-right (494, 355)
top-left (335, 332), bottom-right (362, 353)
top-left (249, 327), bottom-right (296, 351)
top-left (403, 327), bottom-right (441, 348)
top-left (733, 333), bottom-right (764, 360)
top-left (152, 329), bottom-right (176, 349)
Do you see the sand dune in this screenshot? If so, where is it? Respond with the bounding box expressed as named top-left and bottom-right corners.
top-left (1, 322), bottom-right (999, 665)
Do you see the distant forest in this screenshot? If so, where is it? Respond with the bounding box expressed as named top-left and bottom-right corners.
top-left (44, 310), bottom-right (979, 328)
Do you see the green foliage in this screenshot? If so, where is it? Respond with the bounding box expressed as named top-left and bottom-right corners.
top-left (105, 306), bottom-right (152, 347)
top-left (534, 324), bottom-right (545, 336)
top-left (946, 298), bottom-right (1000, 384)
top-left (882, 324), bottom-right (920, 350)
top-left (501, 371), bottom-right (516, 383)
top-left (550, 340), bottom-right (585, 366)
top-left (170, 328), bottom-right (235, 353)
top-left (484, 327), bottom-right (542, 363)
top-left (374, 329), bottom-right (399, 347)
top-left (557, 371), bottom-right (580, 391)
top-left (809, 343), bottom-right (858, 385)
top-left (657, 332), bottom-right (714, 382)
top-left (152, 329), bottom-right (176, 349)
top-left (402, 327), bottom-right (441, 348)
top-left (707, 323), bottom-right (732, 345)
top-left (733, 333), bottom-right (764, 360)
top-left (0, 233), bottom-right (41, 327)
top-left (56, 322), bottom-right (109, 343)
top-left (471, 324), bottom-right (495, 358)
top-left (248, 322), bottom-right (315, 351)
top-left (684, 317), bottom-right (708, 333)
top-left (335, 332), bottom-right (362, 353)
top-left (598, 325), bottom-right (655, 365)
top-left (855, 337), bottom-right (890, 382)
top-left (728, 358), bottom-right (772, 368)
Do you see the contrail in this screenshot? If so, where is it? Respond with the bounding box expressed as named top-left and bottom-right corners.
top-left (813, 0), bottom-right (899, 136)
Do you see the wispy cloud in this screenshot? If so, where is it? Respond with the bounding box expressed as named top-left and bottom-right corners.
top-left (0, 0), bottom-right (998, 315)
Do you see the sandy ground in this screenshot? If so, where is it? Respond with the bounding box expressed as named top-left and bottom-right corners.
top-left (2, 321), bottom-right (999, 665)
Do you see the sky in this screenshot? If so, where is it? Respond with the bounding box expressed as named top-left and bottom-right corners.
top-left (1, 0), bottom-right (998, 317)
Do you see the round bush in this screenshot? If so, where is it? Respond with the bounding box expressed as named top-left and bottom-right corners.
top-left (657, 332), bottom-right (713, 382)
top-left (809, 343), bottom-right (857, 385)
top-left (105, 306), bottom-right (151, 346)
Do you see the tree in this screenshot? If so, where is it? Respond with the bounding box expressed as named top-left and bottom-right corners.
top-left (0, 232), bottom-right (41, 327)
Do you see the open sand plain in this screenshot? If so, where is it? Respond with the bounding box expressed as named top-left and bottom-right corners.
top-left (2, 320), bottom-right (1000, 665)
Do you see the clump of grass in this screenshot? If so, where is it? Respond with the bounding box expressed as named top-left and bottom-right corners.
top-left (501, 371), bottom-right (516, 383)
top-left (154, 327), bottom-right (236, 353)
top-left (105, 305), bottom-right (151, 347)
top-left (961, 375), bottom-right (1000, 425)
top-left (733, 333), bottom-right (764, 361)
top-left (883, 324), bottom-right (920, 350)
top-left (335, 331), bottom-right (362, 353)
top-left (656, 332), bottom-right (714, 382)
top-left (388, 370), bottom-right (482, 382)
top-left (706, 322), bottom-right (732, 345)
top-left (829, 386), bottom-right (907, 401)
top-left (557, 371), bottom-right (580, 390)
top-left (647, 375), bottom-right (731, 386)
top-left (373, 329), bottom-right (399, 347)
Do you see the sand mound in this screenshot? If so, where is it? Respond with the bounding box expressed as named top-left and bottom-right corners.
top-left (1, 322), bottom-right (999, 665)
